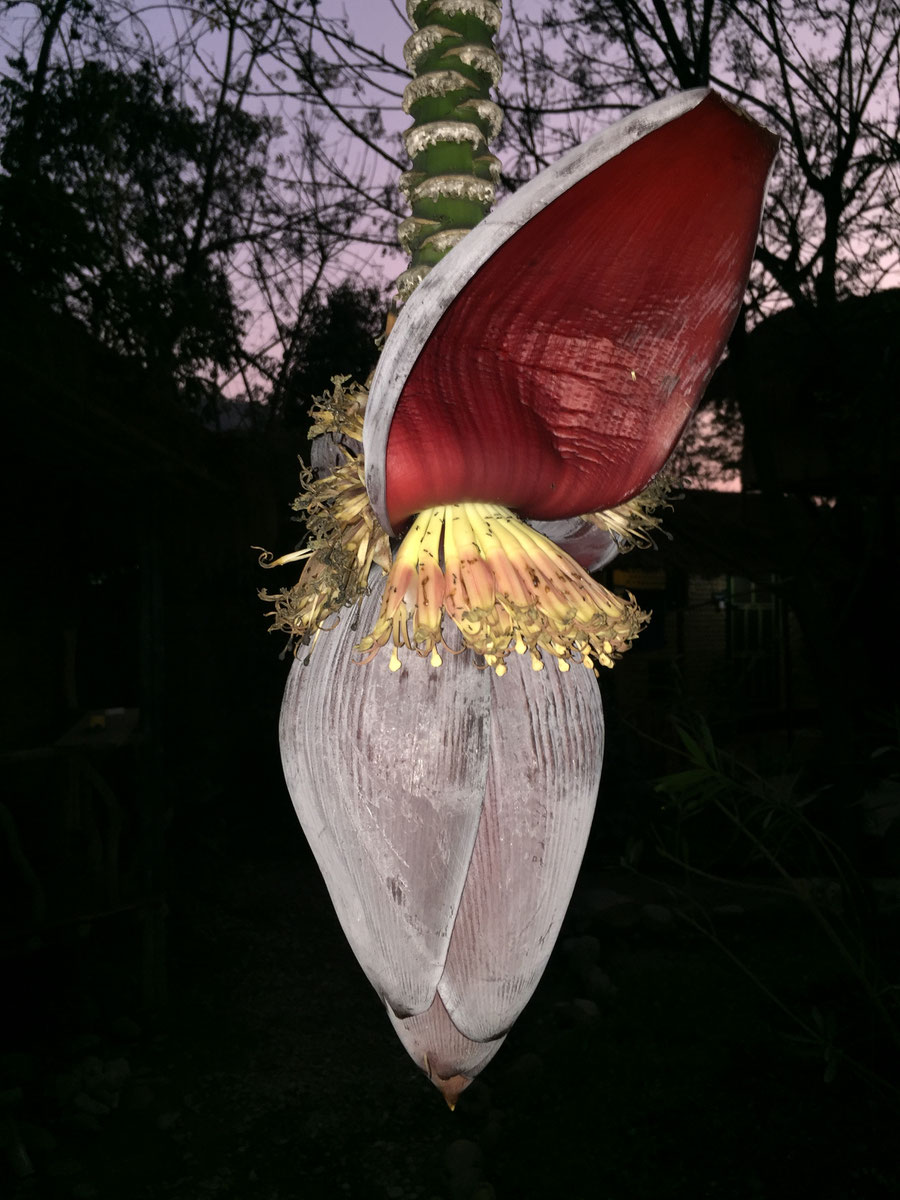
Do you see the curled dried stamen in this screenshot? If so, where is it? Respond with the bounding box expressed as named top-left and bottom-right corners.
top-left (356, 502), bottom-right (649, 675)
top-left (307, 374), bottom-right (367, 443)
top-left (581, 474), bottom-right (677, 552)
top-left (259, 378), bottom-right (390, 653)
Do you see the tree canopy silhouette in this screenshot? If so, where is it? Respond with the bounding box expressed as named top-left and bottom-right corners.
top-left (502, 0), bottom-right (900, 315)
top-left (0, 0), bottom-right (397, 416)
top-left (1, 57), bottom-right (274, 402)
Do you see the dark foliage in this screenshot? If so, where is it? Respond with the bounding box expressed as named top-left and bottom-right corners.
top-left (271, 279), bottom-right (384, 430)
top-left (0, 56), bottom-right (275, 400)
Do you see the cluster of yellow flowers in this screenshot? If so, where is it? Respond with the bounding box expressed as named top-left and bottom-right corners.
top-left (260, 375), bottom-right (673, 673)
top-left (356, 501), bottom-right (648, 675)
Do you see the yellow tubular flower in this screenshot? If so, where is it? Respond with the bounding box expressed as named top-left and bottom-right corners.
top-left (355, 502), bottom-right (648, 675)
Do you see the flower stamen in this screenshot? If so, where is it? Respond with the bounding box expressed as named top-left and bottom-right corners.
top-left (356, 502), bottom-right (648, 674)
top-left (581, 474), bottom-right (676, 551)
top-left (258, 378), bottom-right (391, 652)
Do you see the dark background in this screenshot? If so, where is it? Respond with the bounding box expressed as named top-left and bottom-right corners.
top-left (2, 0), bottom-right (900, 1189)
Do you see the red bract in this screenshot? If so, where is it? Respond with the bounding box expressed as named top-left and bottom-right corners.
top-left (364, 90), bottom-right (778, 533)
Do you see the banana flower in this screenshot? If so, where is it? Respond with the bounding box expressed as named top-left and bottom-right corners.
top-left (271, 90), bottom-right (776, 1105)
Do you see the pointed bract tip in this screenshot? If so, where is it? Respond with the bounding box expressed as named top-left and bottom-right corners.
top-left (434, 1071), bottom-right (471, 1111)
top-left (422, 1049), bottom-right (471, 1109)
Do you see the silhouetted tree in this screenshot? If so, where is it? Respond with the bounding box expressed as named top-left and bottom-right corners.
top-left (506, 0), bottom-right (900, 314)
top-left (270, 279), bottom-right (384, 430)
top-left (1, 58), bottom-right (274, 400)
top-left (0, 0), bottom-right (403, 414)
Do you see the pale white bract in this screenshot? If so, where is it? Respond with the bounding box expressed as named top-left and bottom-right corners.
top-left (279, 569), bottom-right (604, 1095)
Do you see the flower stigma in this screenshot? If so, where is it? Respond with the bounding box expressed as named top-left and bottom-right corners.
top-left (580, 473), bottom-right (676, 551)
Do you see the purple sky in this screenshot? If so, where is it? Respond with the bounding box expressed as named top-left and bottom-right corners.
top-left (343, 0), bottom-right (411, 69)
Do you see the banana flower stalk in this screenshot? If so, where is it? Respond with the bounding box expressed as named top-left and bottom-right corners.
top-left (269, 89), bottom-right (776, 1106)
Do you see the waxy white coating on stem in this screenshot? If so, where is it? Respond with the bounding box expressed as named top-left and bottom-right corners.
top-left (459, 97), bottom-right (503, 139)
top-left (404, 24), bottom-right (458, 71)
top-left (444, 43), bottom-right (502, 83)
top-left (408, 0), bottom-right (502, 30)
top-left (404, 119), bottom-right (486, 158)
top-left (419, 227), bottom-right (470, 254)
top-left (409, 173), bottom-right (496, 205)
top-left (397, 216), bottom-right (441, 251)
top-left (402, 69), bottom-right (475, 111)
